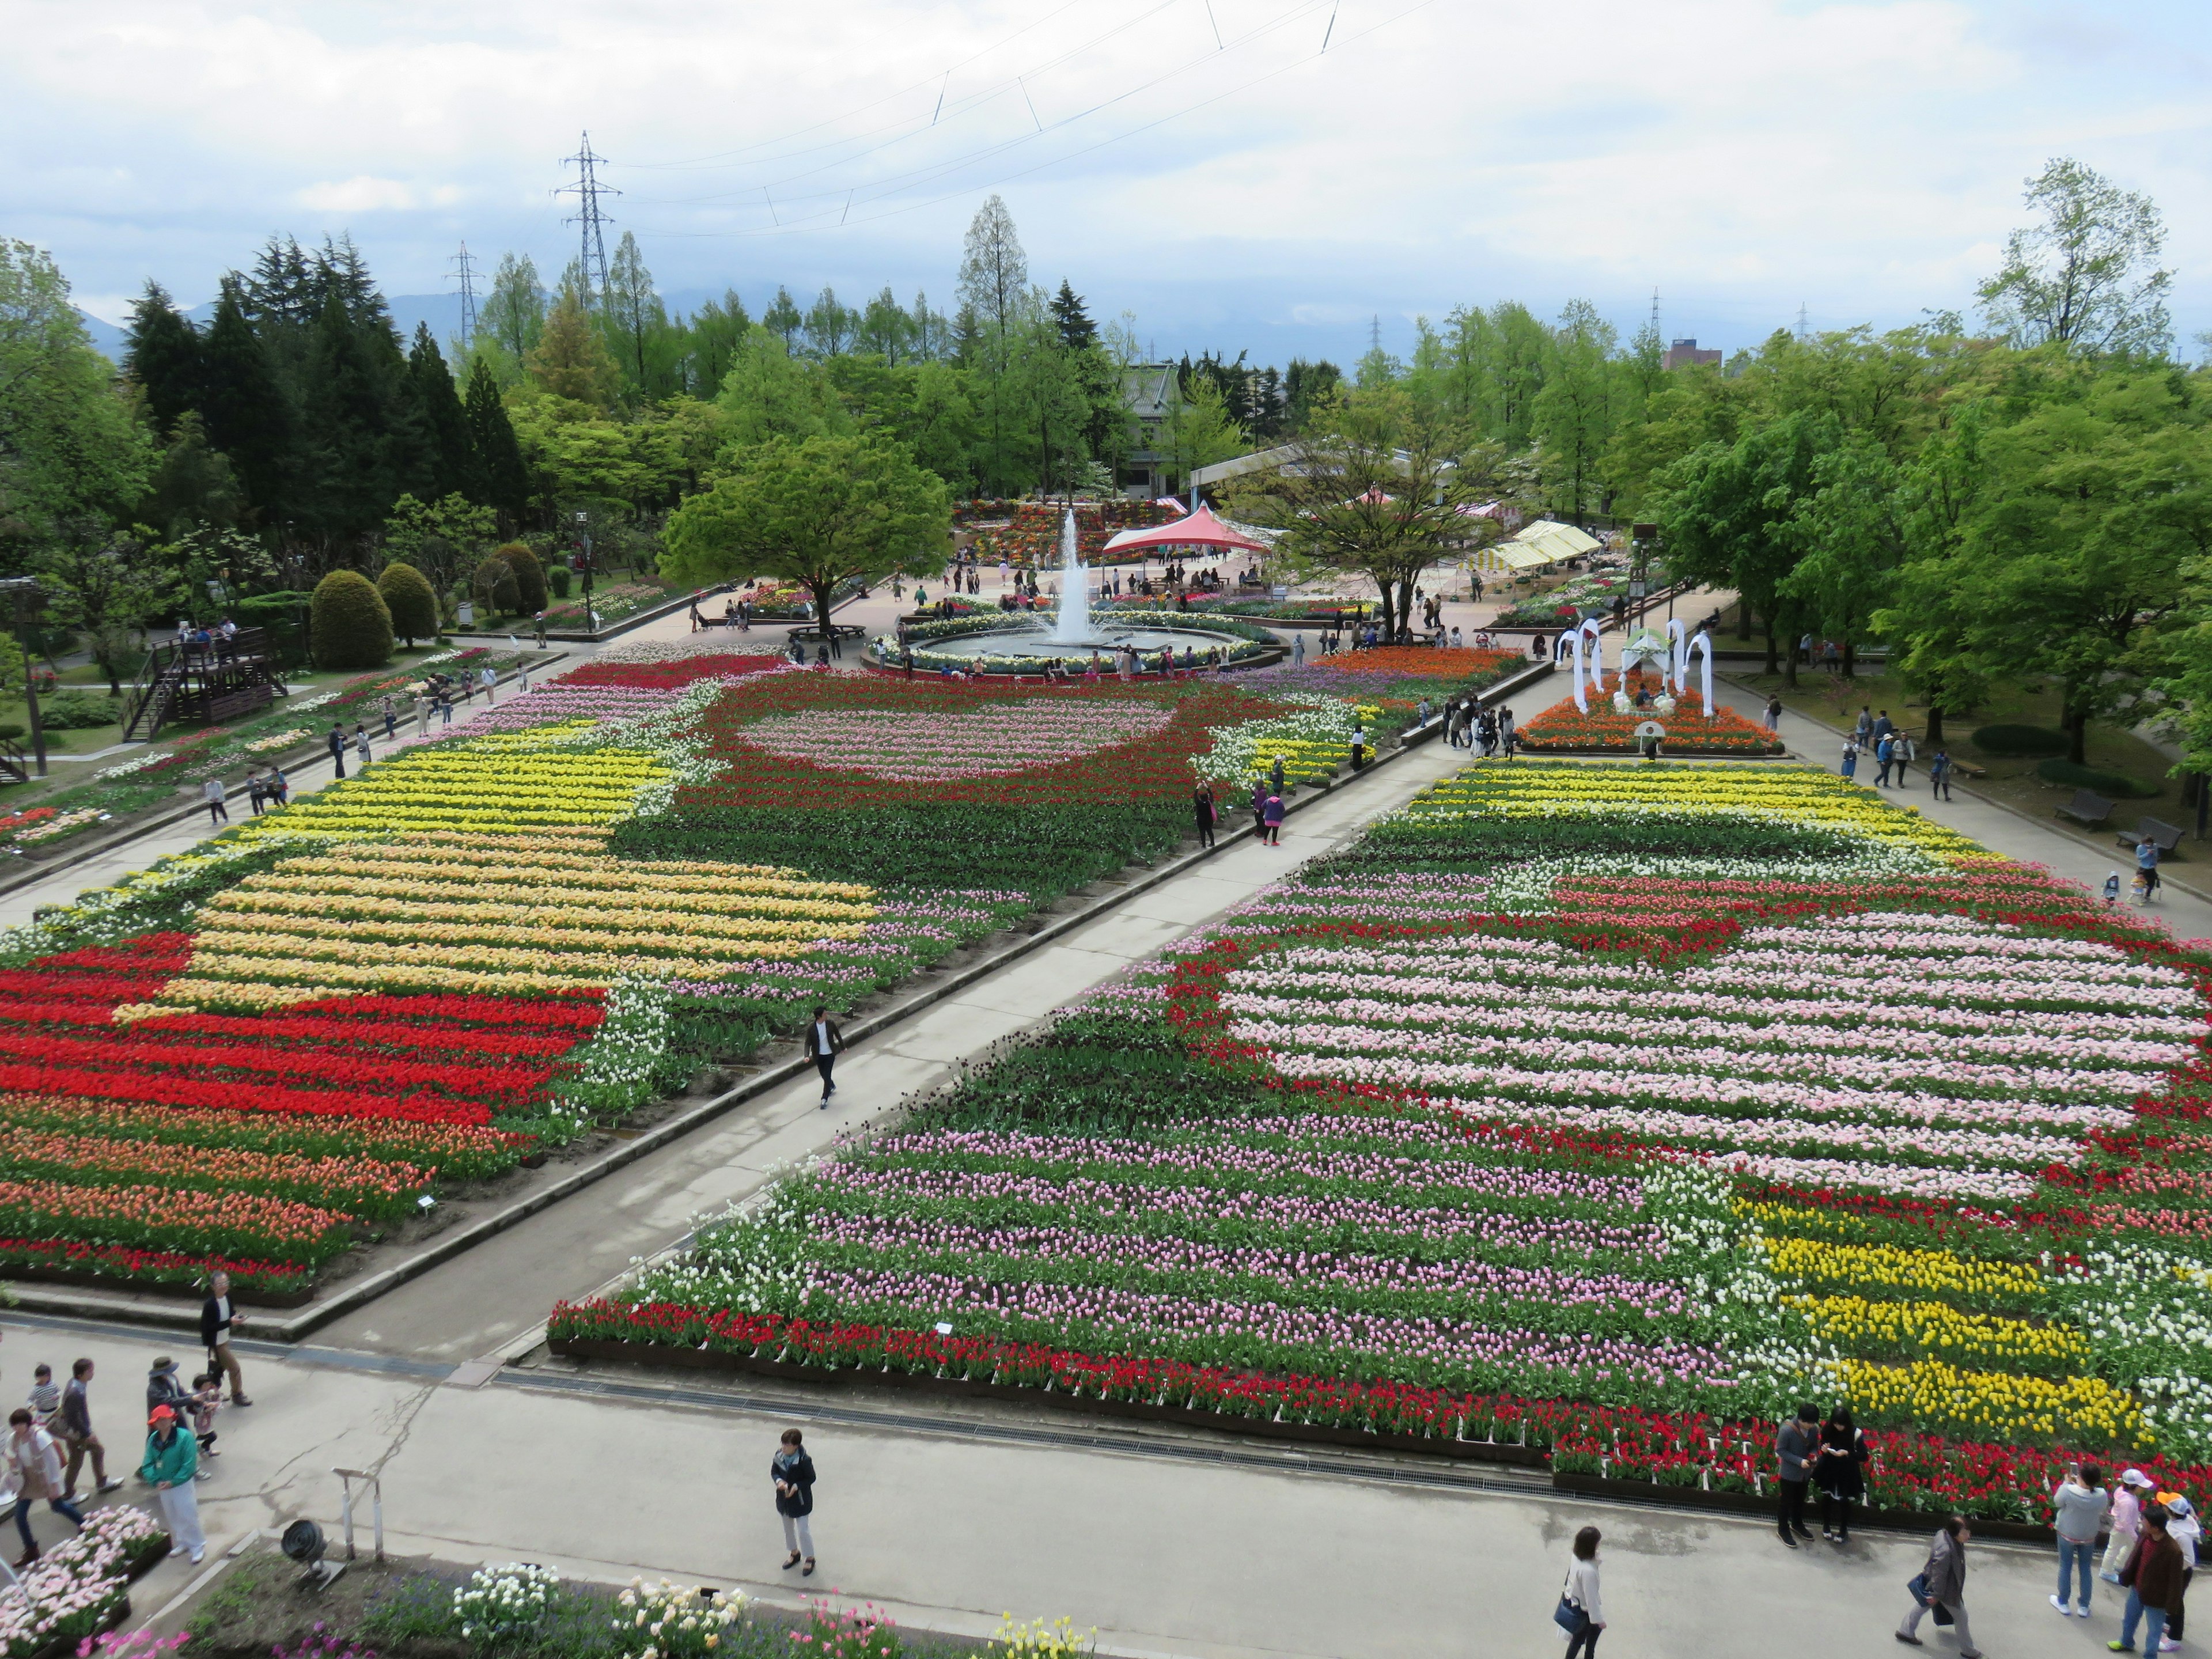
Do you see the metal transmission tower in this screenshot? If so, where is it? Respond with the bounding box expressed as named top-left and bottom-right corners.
top-left (447, 242), bottom-right (479, 347)
top-left (557, 132), bottom-right (619, 306)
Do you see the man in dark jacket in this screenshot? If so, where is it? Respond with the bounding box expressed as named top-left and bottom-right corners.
top-left (199, 1272), bottom-right (251, 1405)
top-left (1775, 1403), bottom-right (1817, 1546)
top-left (327, 722), bottom-right (347, 779)
top-left (2119, 1508), bottom-right (2186, 1656)
top-left (57, 1359), bottom-right (122, 1501)
top-left (803, 1007), bottom-right (844, 1108)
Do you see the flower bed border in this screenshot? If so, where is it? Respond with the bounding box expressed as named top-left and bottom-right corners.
top-left (548, 1334), bottom-right (1547, 1467)
top-left (0, 1260), bottom-right (316, 1308)
top-left (1549, 1472), bottom-right (2051, 1543)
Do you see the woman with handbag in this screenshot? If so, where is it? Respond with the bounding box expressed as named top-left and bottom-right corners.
top-left (1554, 1525), bottom-right (1604, 1658)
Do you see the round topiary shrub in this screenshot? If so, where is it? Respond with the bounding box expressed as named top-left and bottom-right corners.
top-left (377, 560), bottom-right (441, 647)
top-left (2036, 758), bottom-right (2161, 799)
top-left (495, 542), bottom-right (549, 614)
top-left (309, 569), bottom-right (394, 670)
top-left (547, 566), bottom-right (573, 599)
top-left (1972, 724), bottom-right (2067, 757)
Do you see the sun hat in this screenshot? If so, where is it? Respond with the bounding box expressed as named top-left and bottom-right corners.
top-left (2122, 1469), bottom-right (2156, 1489)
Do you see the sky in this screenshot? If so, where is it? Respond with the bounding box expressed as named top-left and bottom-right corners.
top-left (7, 0), bottom-right (2211, 369)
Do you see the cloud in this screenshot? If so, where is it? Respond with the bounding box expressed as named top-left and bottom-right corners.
top-left (295, 176), bottom-right (419, 213)
top-left (5, 0), bottom-right (2209, 365)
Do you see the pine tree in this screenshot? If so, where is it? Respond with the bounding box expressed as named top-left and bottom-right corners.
top-left (685, 290), bottom-right (751, 395)
top-left (1049, 280), bottom-right (1097, 351)
top-left (528, 286), bottom-right (620, 406)
top-left (295, 291), bottom-right (402, 540)
top-left (464, 358), bottom-right (529, 524)
top-left (196, 277), bottom-right (294, 520)
top-left (763, 286), bottom-right (804, 349)
top-left (602, 232), bottom-right (665, 392)
top-left (407, 323), bottom-right (480, 503)
top-left (123, 282), bottom-right (203, 438)
top-left (957, 195), bottom-right (1028, 341)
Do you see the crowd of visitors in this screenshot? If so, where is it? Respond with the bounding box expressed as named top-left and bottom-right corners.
top-left (0, 1278), bottom-right (253, 1569)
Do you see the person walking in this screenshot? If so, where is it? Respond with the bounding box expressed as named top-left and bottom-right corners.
top-left (803, 1006), bottom-right (843, 1108)
top-left (56, 1360), bottom-right (120, 1502)
top-left (380, 695), bottom-right (397, 740)
top-left (269, 765), bottom-right (289, 808)
top-left (1875, 732), bottom-right (1897, 787)
top-left (2166, 1495), bottom-right (2200, 1649)
top-left (1291, 632), bottom-right (1305, 667)
top-left (413, 692), bottom-right (429, 737)
top-left (145, 1357), bottom-right (190, 1422)
top-left (245, 768), bottom-right (267, 817)
top-left (1899, 1516), bottom-right (1979, 1654)
top-left (202, 777), bottom-right (229, 825)
top-left (1854, 706), bottom-right (1874, 746)
top-left (200, 1272), bottom-right (251, 1406)
top-left (1249, 775), bottom-right (1268, 840)
top-left (1499, 706), bottom-right (1516, 753)
top-left (1764, 694), bottom-right (1783, 732)
top-left (2113, 1505), bottom-right (2185, 1656)
top-left (1270, 754), bottom-right (1286, 797)
top-left (25, 1368), bottom-right (58, 1438)
top-left (1840, 739), bottom-right (1859, 781)
top-left (480, 665), bottom-right (498, 703)
top-left (327, 722), bottom-right (347, 779)
top-left (1815, 1406), bottom-right (1869, 1541)
top-left (773, 1428), bottom-right (816, 1577)
top-left (1929, 749), bottom-right (1955, 800)
top-left (2108, 1470), bottom-right (2157, 1581)
top-left (139, 1406), bottom-right (203, 1565)
top-left (1350, 724), bottom-right (1368, 770)
top-left (1262, 789), bottom-right (1286, 846)
top-left (1776, 1403), bottom-right (1817, 1547)
top-left (354, 724), bottom-right (372, 770)
top-left (1556, 1525), bottom-right (1605, 1659)
top-left (2054, 1463), bottom-right (2109, 1616)
top-left (1192, 785), bottom-right (1217, 849)
top-left (2, 1408), bottom-right (82, 1567)
top-left (2137, 838), bottom-right (2162, 904)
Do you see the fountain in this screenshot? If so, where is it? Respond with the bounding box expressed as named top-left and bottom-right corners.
top-left (876, 503), bottom-right (1274, 675)
top-left (1052, 508), bottom-right (1091, 644)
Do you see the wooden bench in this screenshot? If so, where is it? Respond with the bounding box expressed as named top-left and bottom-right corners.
top-left (2120, 816), bottom-right (2186, 857)
top-left (2056, 789), bottom-right (2115, 828)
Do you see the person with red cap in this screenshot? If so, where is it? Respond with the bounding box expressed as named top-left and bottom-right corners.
top-left (140, 1405), bottom-right (203, 1563)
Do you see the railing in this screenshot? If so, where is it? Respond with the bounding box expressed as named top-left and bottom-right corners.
top-left (0, 739), bottom-right (25, 786)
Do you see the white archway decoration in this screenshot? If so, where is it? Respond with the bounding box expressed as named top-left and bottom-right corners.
top-left (1666, 618), bottom-right (1688, 694)
top-left (1685, 629), bottom-right (1715, 720)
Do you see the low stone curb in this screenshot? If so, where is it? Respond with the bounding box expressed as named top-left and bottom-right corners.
top-left (5, 714), bottom-right (1442, 1339)
top-left (1550, 1472), bottom-right (2052, 1543)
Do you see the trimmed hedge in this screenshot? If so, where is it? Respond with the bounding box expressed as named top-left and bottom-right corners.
top-left (376, 560), bottom-right (441, 646)
top-left (1972, 724), bottom-right (2067, 757)
top-left (308, 570), bottom-right (393, 671)
top-left (497, 542), bottom-right (550, 614)
top-left (2036, 758), bottom-right (2160, 800)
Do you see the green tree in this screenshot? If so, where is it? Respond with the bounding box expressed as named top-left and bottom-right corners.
top-left (0, 239), bottom-right (154, 537)
top-left (685, 290), bottom-right (752, 394)
top-left (1226, 387), bottom-right (1476, 638)
top-left (123, 282), bottom-right (203, 439)
top-left (661, 432), bottom-right (949, 626)
top-left (309, 567), bottom-right (393, 668)
top-left (376, 557), bottom-right (439, 645)
top-left (528, 286), bottom-right (621, 407)
top-left (407, 323), bottom-right (480, 503)
top-left (1978, 157), bottom-right (2172, 358)
top-left (195, 276), bottom-right (294, 521)
top-left (713, 327), bottom-right (849, 448)
top-left (1532, 299), bottom-right (1620, 521)
top-left (138, 411), bottom-right (245, 537)
top-left (804, 287), bottom-right (854, 357)
top-left (480, 253), bottom-right (546, 361)
top-left (857, 286), bottom-right (913, 363)
top-left (463, 359), bottom-right (529, 525)
top-left (762, 286), bottom-right (804, 350)
top-left (32, 520), bottom-right (173, 693)
top-left (495, 540), bottom-right (549, 612)
top-left (1941, 376), bottom-right (2208, 762)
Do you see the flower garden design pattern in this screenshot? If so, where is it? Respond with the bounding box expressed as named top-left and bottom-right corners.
top-left (0, 642), bottom-right (1401, 1300)
top-left (558, 760), bottom-right (2212, 1524)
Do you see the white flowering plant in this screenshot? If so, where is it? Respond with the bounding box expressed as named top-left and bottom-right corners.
top-left (611, 1576), bottom-right (747, 1659)
top-left (453, 1562), bottom-right (562, 1649)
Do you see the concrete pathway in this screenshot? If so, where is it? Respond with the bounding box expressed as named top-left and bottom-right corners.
top-left (8, 1317), bottom-right (2097, 1659)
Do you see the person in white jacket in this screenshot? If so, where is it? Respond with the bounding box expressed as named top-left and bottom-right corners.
top-left (1, 1407), bottom-right (84, 1566)
top-left (1561, 1525), bottom-right (1605, 1658)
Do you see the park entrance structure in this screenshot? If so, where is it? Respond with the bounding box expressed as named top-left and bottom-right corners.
top-left (121, 627), bottom-right (289, 742)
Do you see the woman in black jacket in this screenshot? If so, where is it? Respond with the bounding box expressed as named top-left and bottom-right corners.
top-left (1815, 1406), bottom-right (1869, 1542)
top-left (772, 1428), bottom-right (816, 1577)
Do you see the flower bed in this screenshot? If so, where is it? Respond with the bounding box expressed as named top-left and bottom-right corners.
top-left (1516, 686), bottom-right (1781, 753)
top-left (0, 1505), bottom-right (167, 1659)
top-left (964, 501), bottom-right (1179, 566)
top-left (0, 656), bottom-right (1377, 1294)
top-left (577, 759), bottom-right (2212, 1516)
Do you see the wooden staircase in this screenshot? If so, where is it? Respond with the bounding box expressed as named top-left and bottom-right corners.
top-left (121, 628), bottom-right (286, 743)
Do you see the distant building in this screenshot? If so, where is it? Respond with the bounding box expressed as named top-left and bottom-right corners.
top-left (1663, 338), bottom-right (1722, 372)
top-left (1119, 364), bottom-right (1177, 497)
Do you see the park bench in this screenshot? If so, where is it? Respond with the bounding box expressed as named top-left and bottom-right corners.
top-left (2119, 816), bottom-right (2186, 857)
top-left (2056, 789), bottom-right (2115, 828)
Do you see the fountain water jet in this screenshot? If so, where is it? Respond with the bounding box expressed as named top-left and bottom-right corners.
top-left (1051, 507), bottom-right (1091, 644)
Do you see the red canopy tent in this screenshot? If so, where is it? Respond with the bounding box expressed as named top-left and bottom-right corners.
top-left (1101, 503), bottom-right (1272, 556)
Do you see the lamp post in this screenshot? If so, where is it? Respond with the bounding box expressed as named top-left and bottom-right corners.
top-left (0, 579), bottom-right (50, 778)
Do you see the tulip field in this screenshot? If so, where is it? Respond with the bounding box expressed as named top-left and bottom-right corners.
top-left (0, 642), bottom-right (1379, 1298)
top-left (562, 759), bottom-right (2212, 1520)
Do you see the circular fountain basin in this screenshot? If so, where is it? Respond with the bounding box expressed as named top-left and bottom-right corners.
top-left (927, 624), bottom-right (1253, 665)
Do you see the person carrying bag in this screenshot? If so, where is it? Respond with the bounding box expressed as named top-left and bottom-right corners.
top-left (1552, 1526), bottom-right (1604, 1658)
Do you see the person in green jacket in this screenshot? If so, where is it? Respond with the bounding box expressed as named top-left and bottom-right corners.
top-left (141, 1406), bottom-right (203, 1563)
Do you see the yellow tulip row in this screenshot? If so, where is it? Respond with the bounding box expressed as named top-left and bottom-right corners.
top-left (203, 893), bottom-right (872, 945)
top-left (298, 832), bottom-right (873, 898)
top-left (1763, 1236), bottom-right (2047, 1308)
top-left (229, 880), bottom-right (876, 926)
top-left (1839, 1358), bottom-right (2147, 1448)
top-left (1412, 762), bottom-right (1980, 855)
top-left (1785, 1292), bottom-right (2089, 1369)
top-left (240, 745), bottom-right (668, 838)
top-left (194, 910), bottom-right (862, 957)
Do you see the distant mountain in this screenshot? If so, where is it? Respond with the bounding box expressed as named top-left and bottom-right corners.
top-left (75, 310), bottom-right (130, 361)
